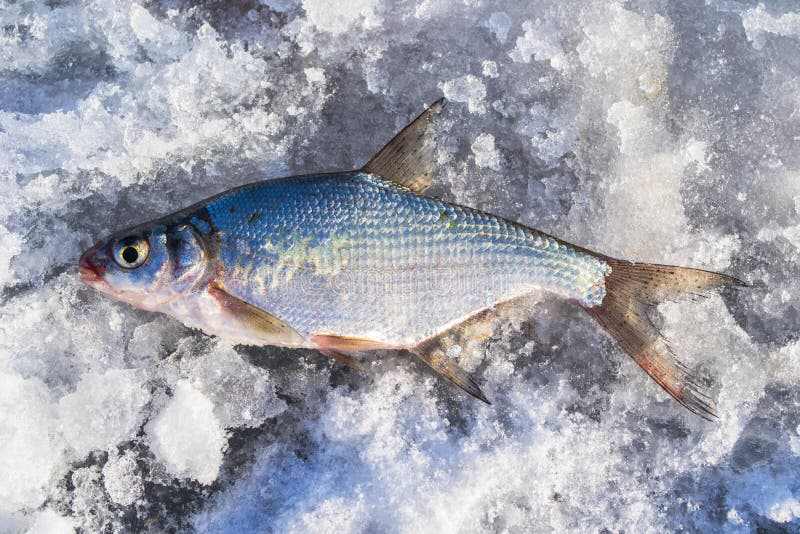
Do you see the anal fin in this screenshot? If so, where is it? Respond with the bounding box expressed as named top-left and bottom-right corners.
top-left (310, 295), bottom-right (540, 405)
top-left (310, 331), bottom-right (490, 402)
top-left (318, 349), bottom-right (373, 378)
top-left (410, 294), bottom-right (537, 404)
top-left (411, 338), bottom-right (490, 404)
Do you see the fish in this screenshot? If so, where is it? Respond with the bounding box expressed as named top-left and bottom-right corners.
top-left (79, 98), bottom-right (746, 419)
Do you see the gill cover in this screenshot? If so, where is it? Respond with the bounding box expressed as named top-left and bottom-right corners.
top-left (80, 222), bottom-right (206, 310)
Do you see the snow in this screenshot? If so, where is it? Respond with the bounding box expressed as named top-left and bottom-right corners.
top-left (441, 74), bottom-right (487, 114)
top-left (471, 133), bottom-right (502, 171)
top-left (146, 380), bottom-right (227, 485)
top-left (22, 511), bottom-right (75, 534)
top-left (102, 450), bottom-right (143, 506)
top-left (742, 3), bottom-right (800, 50)
top-left (1, 0), bottom-right (799, 531)
top-left (510, 19), bottom-right (569, 73)
top-left (58, 369), bottom-right (149, 457)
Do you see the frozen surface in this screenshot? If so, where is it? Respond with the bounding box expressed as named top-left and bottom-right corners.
top-left (146, 380), bottom-right (227, 485)
top-left (0, 0), bottom-right (798, 531)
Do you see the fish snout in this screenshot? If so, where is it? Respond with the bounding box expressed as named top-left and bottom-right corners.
top-left (79, 246), bottom-right (107, 286)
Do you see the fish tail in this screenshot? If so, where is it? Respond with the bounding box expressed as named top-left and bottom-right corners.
top-left (581, 258), bottom-right (747, 420)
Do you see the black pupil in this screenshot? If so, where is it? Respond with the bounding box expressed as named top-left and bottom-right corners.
top-left (122, 246), bottom-right (139, 264)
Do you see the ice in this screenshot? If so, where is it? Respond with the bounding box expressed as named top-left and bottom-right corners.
top-left (22, 511), bottom-right (75, 534)
top-left (441, 75), bottom-right (487, 114)
top-left (128, 4), bottom-right (187, 61)
top-left (102, 450), bottom-right (143, 506)
top-left (177, 340), bottom-right (286, 429)
top-left (510, 19), bottom-right (569, 73)
top-left (481, 60), bottom-right (498, 79)
top-left (769, 498), bottom-right (800, 523)
top-left (58, 369), bottom-right (149, 457)
top-left (304, 67), bottom-right (327, 85)
top-left (146, 380), bottom-right (227, 485)
top-left (741, 4), bottom-right (800, 50)
top-left (0, 224), bottom-right (22, 286)
top-left (303, 0), bottom-right (381, 34)
top-left (487, 12), bottom-right (512, 44)
top-left (471, 133), bottom-right (502, 171)
top-left (1, 0), bottom-right (799, 531)
top-left (0, 374), bottom-right (62, 511)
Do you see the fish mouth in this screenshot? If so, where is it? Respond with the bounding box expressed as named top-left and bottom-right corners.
top-left (79, 252), bottom-right (109, 290)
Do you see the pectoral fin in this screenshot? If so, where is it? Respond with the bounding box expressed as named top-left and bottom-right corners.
top-left (362, 98), bottom-right (446, 193)
top-left (208, 282), bottom-right (304, 346)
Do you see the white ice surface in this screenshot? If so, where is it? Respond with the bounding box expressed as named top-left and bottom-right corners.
top-left (146, 380), bottom-right (227, 485)
top-left (0, 0), bottom-right (799, 532)
top-left (102, 450), bottom-right (143, 507)
top-left (58, 369), bottom-right (149, 458)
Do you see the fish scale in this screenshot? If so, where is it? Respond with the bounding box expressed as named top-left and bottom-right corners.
top-left (202, 172), bottom-right (610, 346)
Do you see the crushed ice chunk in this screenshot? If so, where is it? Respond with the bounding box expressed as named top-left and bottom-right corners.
top-left (471, 133), bottom-right (502, 170)
top-left (58, 369), bottom-right (149, 458)
top-left (176, 340), bottom-right (287, 428)
top-left (24, 510), bottom-right (76, 534)
top-left (102, 451), bottom-right (143, 506)
top-left (445, 344), bottom-right (462, 359)
top-left (509, 19), bottom-right (568, 72)
top-left (481, 60), bottom-right (499, 78)
top-left (260, 0), bottom-right (298, 13)
top-left (742, 4), bottom-right (800, 50)
top-left (441, 74), bottom-right (486, 114)
top-left (129, 4), bottom-right (187, 61)
top-left (303, 0), bottom-right (381, 34)
top-left (726, 508), bottom-right (746, 526)
top-left (769, 498), bottom-right (800, 523)
top-left (304, 67), bottom-right (326, 84)
top-left (0, 374), bottom-right (63, 510)
top-left (0, 225), bottom-right (22, 287)
top-left (487, 12), bottom-right (512, 44)
top-left (146, 381), bottom-right (226, 485)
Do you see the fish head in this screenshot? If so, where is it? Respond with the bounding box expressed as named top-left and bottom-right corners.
top-left (79, 222), bottom-right (207, 311)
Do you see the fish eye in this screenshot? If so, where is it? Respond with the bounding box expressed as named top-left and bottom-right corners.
top-left (113, 236), bottom-right (150, 269)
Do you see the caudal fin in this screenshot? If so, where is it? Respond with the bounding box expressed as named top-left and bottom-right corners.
top-left (582, 258), bottom-right (746, 420)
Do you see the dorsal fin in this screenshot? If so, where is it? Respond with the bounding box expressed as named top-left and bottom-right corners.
top-left (362, 98), bottom-right (446, 193)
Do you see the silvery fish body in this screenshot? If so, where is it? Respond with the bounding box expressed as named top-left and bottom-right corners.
top-left (79, 99), bottom-right (744, 418)
top-left (172, 172), bottom-right (609, 347)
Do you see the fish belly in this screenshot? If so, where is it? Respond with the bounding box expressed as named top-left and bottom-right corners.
top-left (202, 173), bottom-right (610, 347)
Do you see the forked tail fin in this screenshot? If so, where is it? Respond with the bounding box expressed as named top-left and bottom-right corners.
top-left (581, 258), bottom-right (747, 420)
